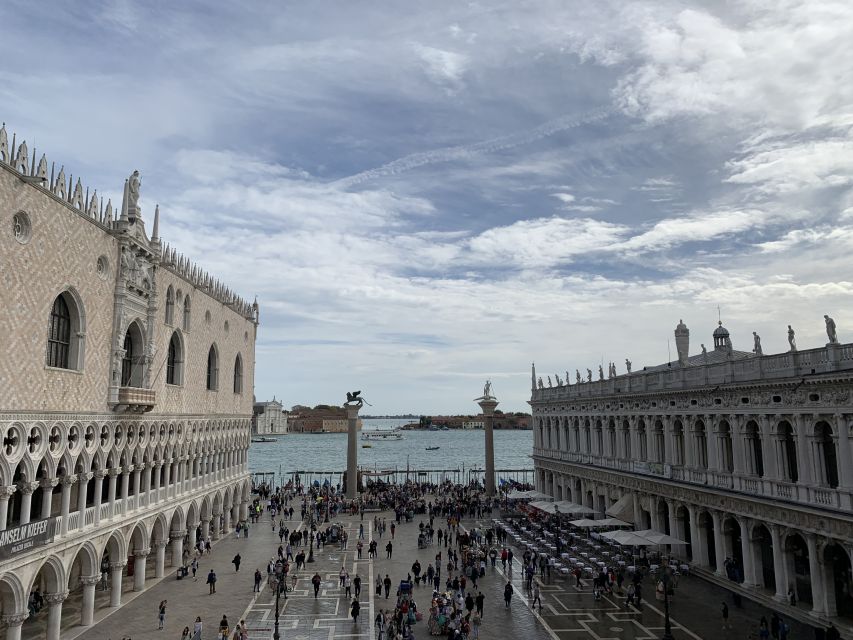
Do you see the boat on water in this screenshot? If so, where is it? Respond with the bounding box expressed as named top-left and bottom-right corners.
top-left (251, 436), bottom-right (278, 443)
top-left (362, 444), bottom-right (372, 448)
top-left (361, 430), bottom-right (404, 442)
top-left (425, 446), bottom-right (440, 451)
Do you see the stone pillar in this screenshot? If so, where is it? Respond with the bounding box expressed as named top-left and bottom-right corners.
top-left (188, 524), bottom-right (198, 551)
top-left (107, 468), bottom-right (119, 515)
top-left (632, 492), bottom-right (643, 530)
top-left (154, 540), bottom-right (167, 578)
top-left (666, 500), bottom-right (683, 556)
top-left (0, 485), bottom-right (16, 530)
top-left (345, 401), bottom-right (362, 500)
top-left (79, 575), bottom-right (99, 626)
top-left (17, 481), bottom-right (37, 526)
top-left (707, 417), bottom-right (720, 471)
top-left (732, 417), bottom-right (747, 475)
top-left (805, 534), bottom-right (825, 615)
top-left (133, 548), bottom-right (149, 591)
top-left (40, 479), bottom-right (58, 520)
top-left (711, 510), bottom-right (725, 575)
top-left (109, 562), bottom-right (126, 607)
top-left (201, 518), bottom-right (210, 540)
top-left (224, 509), bottom-right (232, 535)
top-left (834, 414), bottom-right (853, 493)
top-left (170, 531), bottom-right (185, 568)
top-left (794, 415), bottom-right (814, 485)
top-left (142, 463), bottom-right (152, 505)
top-left (1, 613), bottom-right (28, 640)
top-left (738, 516), bottom-right (757, 586)
top-left (759, 416), bottom-right (778, 483)
top-left (132, 466), bottom-right (142, 503)
top-left (211, 513), bottom-right (221, 540)
top-left (478, 394), bottom-right (499, 497)
top-left (44, 591), bottom-right (68, 640)
top-left (769, 525), bottom-right (787, 601)
top-left (164, 460), bottom-right (172, 498)
top-left (59, 475), bottom-right (76, 535)
top-left (120, 465), bottom-right (132, 513)
top-left (240, 500), bottom-right (249, 521)
top-left (92, 471), bottom-right (105, 525)
top-left (686, 505), bottom-right (704, 565)
top-left (663, 417), bottom-right (674, 465)
top-left (152, 463), bottom-right (162, 502)
top-left (77, 472), bottom-right (92, 520)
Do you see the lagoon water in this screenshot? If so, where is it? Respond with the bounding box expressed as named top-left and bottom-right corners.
top-left (248, 418), bottom-right (533, 481)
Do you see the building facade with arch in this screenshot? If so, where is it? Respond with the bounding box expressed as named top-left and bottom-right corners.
top-left (0, 123), bottom-right (259, 640)
top-left (531, 319), bottom-right (853, 630)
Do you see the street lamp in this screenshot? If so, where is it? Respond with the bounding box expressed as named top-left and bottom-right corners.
top-left (661, 566), bottom-right (674, 640)
top-left (273, 562), bottom-right (287, 640)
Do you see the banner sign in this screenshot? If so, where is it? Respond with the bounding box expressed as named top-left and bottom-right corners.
top-left (0, 517), bottom-right (58, 559)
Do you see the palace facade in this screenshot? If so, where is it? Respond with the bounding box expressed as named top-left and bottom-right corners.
top-left (0, 123), bottom-right (259, 640)
top-left (531, 319), bottom-right (853, 630)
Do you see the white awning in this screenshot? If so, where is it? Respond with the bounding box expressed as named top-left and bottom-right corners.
top-left (605, 494), bottom-right (634, 523)
top-left (633, 529), bottom-right (688, 546)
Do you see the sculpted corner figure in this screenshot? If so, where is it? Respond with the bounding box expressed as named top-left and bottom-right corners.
top-left (537, 377), bottom-right (544, 390)
top-left (547, 376), bottom-right (552, 388)
top-left (825, 315), bottom-right (838, 344)
top-left (598, 365), bottom-right (604, 381)
top-left (753, 332), bottom-right (762, 356)
top-left (625, 359), bottom-right (631, 374)
top-left (586, 368), bottom-right (592, 383)
top-left (128, 170), bottom-right (141, 209)
top-left (576, 370), bottom-right (581, 385)
top-left (788, 325), bottom-right (797, 352)
top-left (565, 371), bottom-right (570, 386)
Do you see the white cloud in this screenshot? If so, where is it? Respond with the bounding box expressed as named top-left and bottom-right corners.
top-left (615, 209), bottom-right (767, 252)
top-left (412, 43), bottom-right (469, 92)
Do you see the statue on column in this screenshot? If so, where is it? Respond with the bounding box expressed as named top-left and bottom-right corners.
top-left (483, 380), bottom-right (492, 398)
top-left (752, 332), bottom-right (763, 356)
top-left (537, 377), bottom-right (544, 389)
top-left (565, 371), bottom-right (570, 385)
top-left (788, 325), bottom-right (797, 352)
top-left (576, 370), bottom-right (581, 384)
top-left (825, 315), bottom-right (838, 344)
top-left (625, 359), bottom-right (632, 374)
top-left (547, 376), bottom-right (552, 387)
top-left (598, 365), bottom-right (604, 381)
top-left (128, 170), bottom-right (141, 216)
top-left (586, 368), bottom-right (592, 383)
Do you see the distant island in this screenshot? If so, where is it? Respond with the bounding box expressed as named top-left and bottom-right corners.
top-left (361, 414), bottom-right (419, 419)
top-left (401, 412), bottom-right (531, 430)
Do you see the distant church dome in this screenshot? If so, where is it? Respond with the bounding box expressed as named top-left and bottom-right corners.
top-left (713, 321), bottom-right (732, 352)
top-left (713, 321), bottom-right (729, 338)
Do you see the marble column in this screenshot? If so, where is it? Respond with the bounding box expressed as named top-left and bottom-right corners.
top-left (59, 475), bottom-right (76, 535)
top-left (40, 478), bottom-right (58, 520)
top-left (77, 472), bottom-right (92, 522)
top-left (345, 401), bottom-right (362, 500)
top-left (170, 531), bottom-right (185, 568)
top-left (79, 575), bottom-right (99, 626)
top-left (1, 612), bottom-right (28, 640)
top-left (686, 505), bottom-right (703, 565)
top-left (44, 591), bottom-right (68, 640)
top-left (120, 465), bottom-right (132, 513)
top-left (240, 500), bottom-right (249, 521)
top-left (834, 414), bottom-right (853, 496)
top-left (109, 562), bottom-right (126, 607)
top-left (92, 471), bottom-right (105, 525)
top-left (143, 463), bottom-right (153, 506)
top-left (154, 540), bottom-right (167, 578)
top-left (769, 525), bottom-right (788, 601)
top-left (805, 534), bottom-right (826, 615)
top-left (211, 513), bottom-right (221, 540)
top-left (132, 466), bottom-right (142, 503)
top-left (478, 394), bottom-right (499, 496)
top-left (793, 415), bottom-right (814, 486)
top-left (107, 469), bottom-right (119, 516)
top-left (133, 548), bottom-right (149, 591)
top-left (188, 523), bottom-right (198, 551)
top-left (17, 481), bottom-right (38, 526)
top-left (0, 485), bottom-right (16, 530)
top-left (152, 463), bottom-right (162, 503)
top-left (201, 518), bottom-right (210, 540)
top-left (738, 516), bottom-right (757, 586)
top-left (224, 509), bottom-right (232, 535)
top-left (711, 510), bottom-right (725, 575)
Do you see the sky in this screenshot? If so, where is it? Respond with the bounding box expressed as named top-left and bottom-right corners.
top-left (2, 0), bottom-right (852, 414)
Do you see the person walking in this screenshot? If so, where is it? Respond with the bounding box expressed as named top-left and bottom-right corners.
top-left (350, 598), bottom-right (360, 623)
top-left (354, 574), bottom-right (361, 598)
top-left (180, 625), bottom-right (191, 640)
top-left (386, 541), bottom-right (393, 559)
top-left (312, 572), bottom-right (322, 598)
top-left (721, 602), bottom-right (730, 631)
top-left (383, 574), bottom-right (392, 599)
top-left (253, 569), bottom-right (262, 593)
top-left (344, 574), bottom-right (352, 599)
top-left (192, 616), bottom-right (203, 640)
top-left (232, 554), bottom-right (241, 572)
top-left (375, 575), bottom-right (382, 597)
top-left (157, 599), bottom-right (167, 629)
top-left (625, 583), bottom-right (635, 609)
top-left (218, 615), bottom-right (229, 640)
top-left (475, 591), bottom-right (485, 617)
top-left (532, 582), bottom-right (542, 610)
top-left (471, 611), bottom-right (482, 639)
top-left (207, 569), bottom-right (217, 594)
top-left (504, 581), bottom-right (513, 608)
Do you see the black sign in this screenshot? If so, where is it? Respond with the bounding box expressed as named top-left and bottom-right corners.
top-left (0, 517), bottom-right (57, 559)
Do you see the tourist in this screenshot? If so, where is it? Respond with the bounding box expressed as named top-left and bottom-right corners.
top-left (504, 581), bottom-right (513, 608)
top-left (375, 575), bottom-right (382, 597)
top-left (625, 583), bottom-right (635, 608)
top-left (254, 568), bottom-right (262, 592)
top-left (191, 557), bottom-right (199, 581)
top-left (345, 573), bottom-right (352, 598)
top-left (207, 569), bottom-right (218, 594)
top-left (386, 541), bottom-right (393, 558)
top-left (771, 613), bottom-right (780, 639)
top-left (157, 599), bottom-right (167, 629)
top-left (232, 553), bottom-right (241, 572)
top-left (312, 572), bottom-right (322, 598)
top-left (192, 616), bottom-right (203, 640)
top-left (218, 615), bottom-right (229, 640)
top-left (475, 591), bottom-right (485, 617)
top-left (180, 626), bottom-right (191, 640)
top-left (354, 574), bottom-right (362, 598)
top-left (351, 597), bottom-right (360, 623)
top-left (384, 574), bottom-right (392, 598)
top-left (532, 582), bottom-right (542, 610)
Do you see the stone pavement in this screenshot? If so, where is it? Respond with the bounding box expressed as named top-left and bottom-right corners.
top-left (50, 500), bottom-right (816, 640)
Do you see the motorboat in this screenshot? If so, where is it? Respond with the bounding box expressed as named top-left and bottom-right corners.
top-left (425, 446), bottom-right (440, 451)
top-left (361, 430), bottom-right (404, 442)
top-left (251, 436), bottom-right (278, 443)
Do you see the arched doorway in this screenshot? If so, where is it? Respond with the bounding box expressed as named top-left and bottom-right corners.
top-left (676, 505), bottom-right (692, 559)
top-left (120, 322), bottom-right (145, 388)
top-left (698, 511), bottom-right (716, 568)
top-left (785, 533), bottom-right (812, 605)
top-left (751, 524), bottom-right (775, 590)
top-left (824, 543), bottom-right (853, 617)
top-left (722, 518), bottom-right (743, 582)
top-left (814, 421), bottom-right (839, 488)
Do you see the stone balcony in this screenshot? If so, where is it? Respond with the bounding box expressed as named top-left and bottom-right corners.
top-left (533, 446), bottom-right (852, 511)
top-left (109, 386), bottom-right (156, 413)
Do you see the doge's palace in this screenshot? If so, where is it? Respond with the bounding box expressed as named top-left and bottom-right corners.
top-left (0, 123), bottom-right (259, 640)
top-left (532, 318), bottom-right (853, 631)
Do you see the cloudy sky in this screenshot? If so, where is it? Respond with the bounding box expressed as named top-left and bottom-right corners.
top-left (3, 1), bottom-right (852, 413)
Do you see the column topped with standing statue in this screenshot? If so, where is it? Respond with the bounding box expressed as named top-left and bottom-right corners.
top-left (343, 391), bottom-right (365, 500)
top-left (475, 380), bottom-right (498, 497)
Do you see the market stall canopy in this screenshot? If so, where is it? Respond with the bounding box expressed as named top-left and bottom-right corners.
top-left (569, 517), bottom-right (632, 528)
top-left (633, 529), bottom-right (689, 545)
top-left (605, 494), bottom-right (634, 523)
top-left (507, 490), bottom-right (552, 500)
top-left (553, 501), bottom-right (595, 514)
top-left (600, 530), bottom-right (657, 546)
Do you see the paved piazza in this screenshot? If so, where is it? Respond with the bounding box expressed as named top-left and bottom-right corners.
top-left (51, 500), bottom-right (813, 640)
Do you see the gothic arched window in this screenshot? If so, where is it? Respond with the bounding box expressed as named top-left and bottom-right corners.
top-left (233, 353), bottom-right (243, 394)
top-left (166, 332), bottom-right (183, 385)
top-left (47, 295), bottom-right (71, 368)
top-left (206, 345), bottom-right (219, 391)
